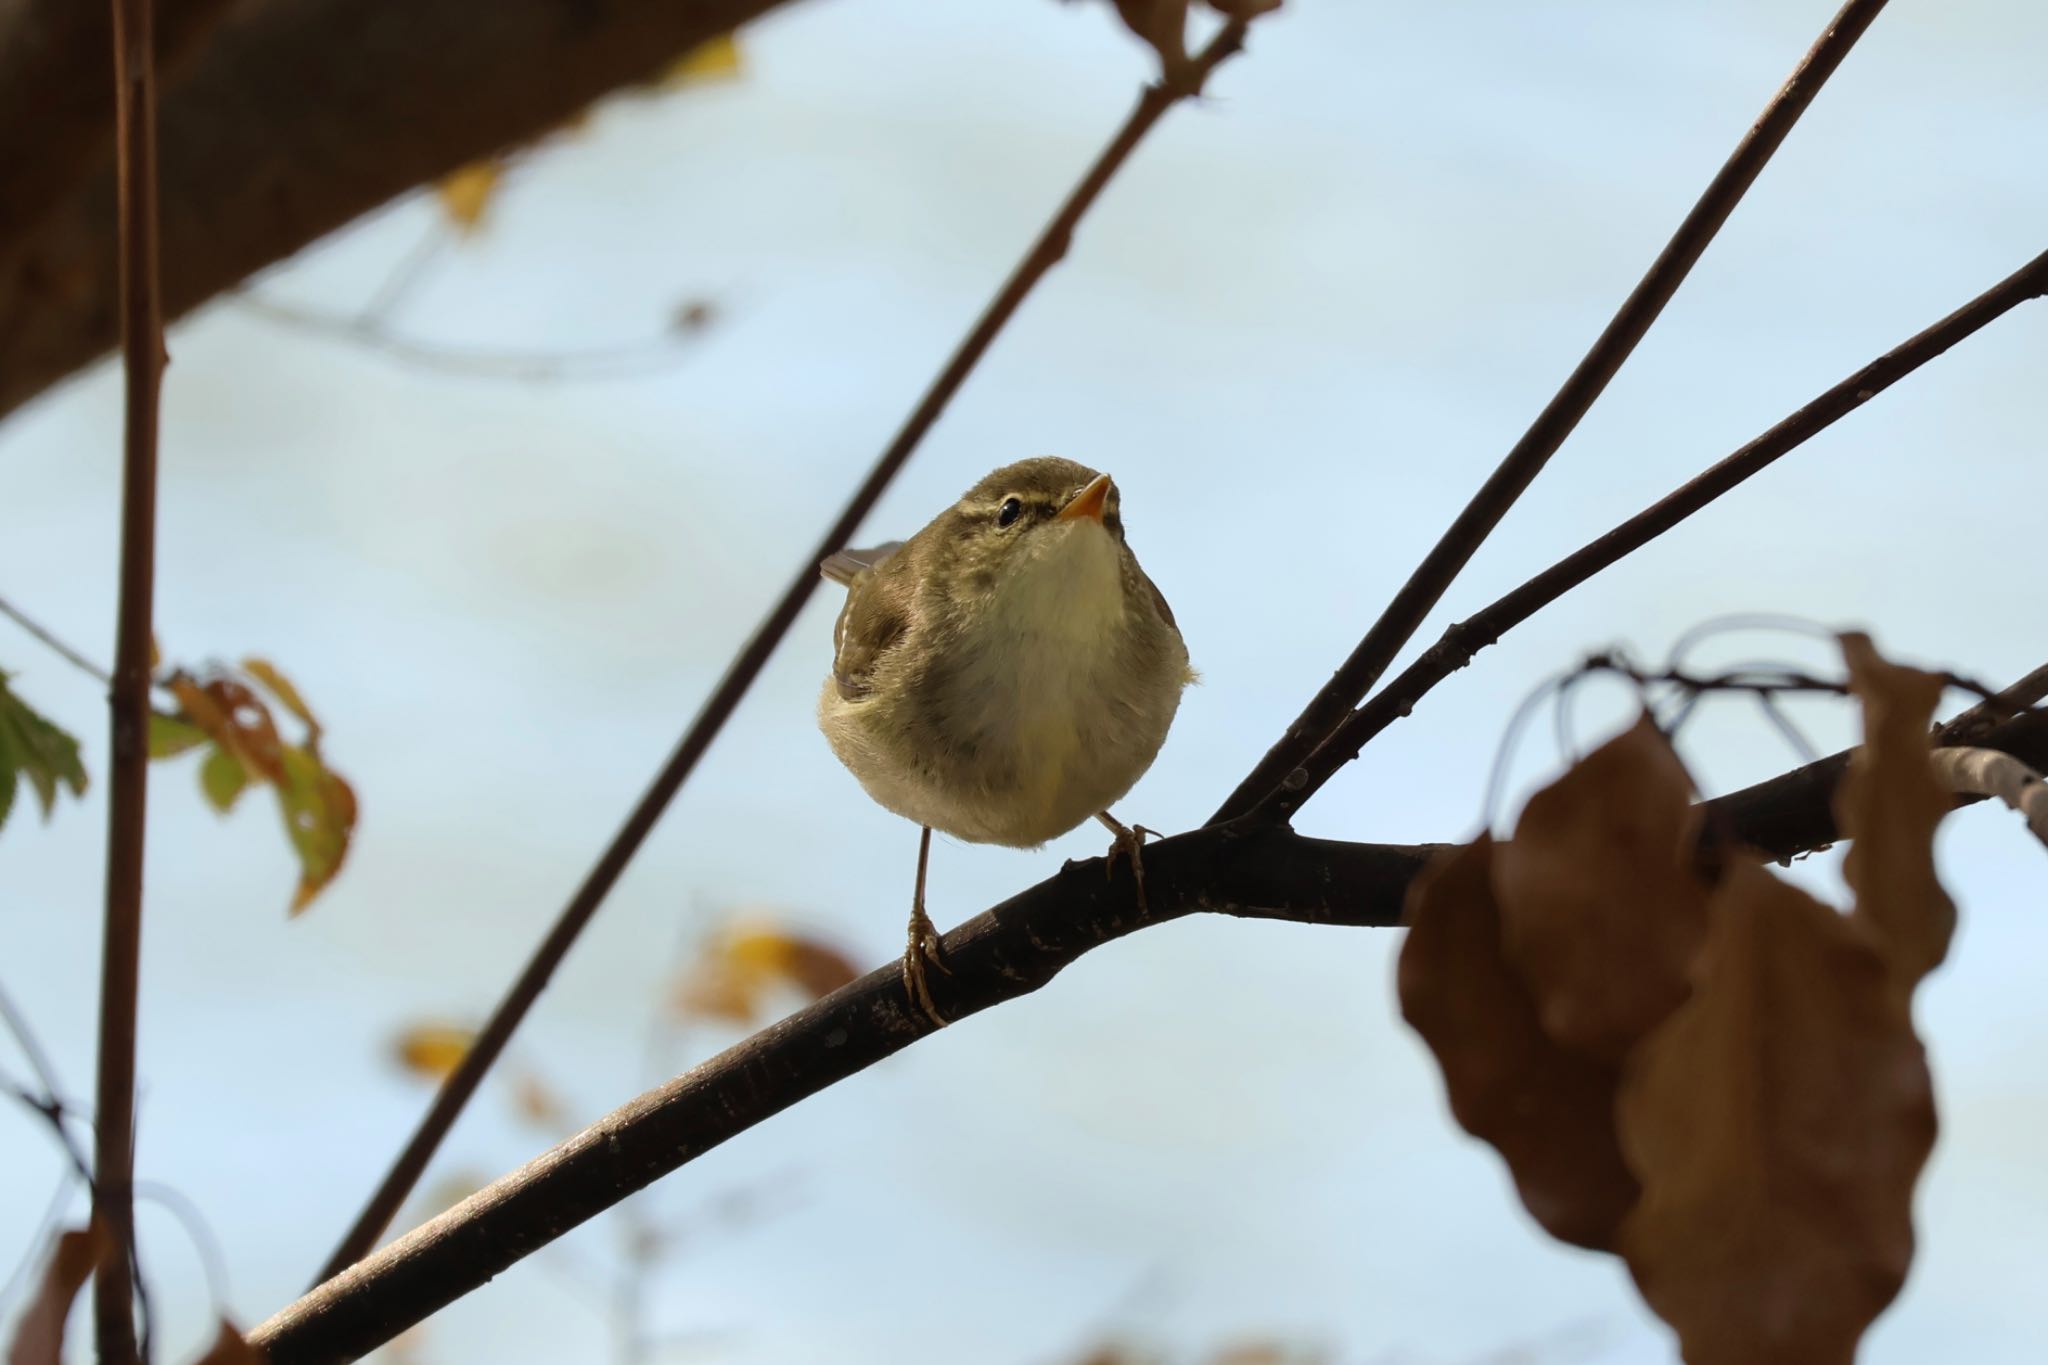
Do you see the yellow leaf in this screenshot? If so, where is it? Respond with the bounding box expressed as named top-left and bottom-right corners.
top-left (393, 1023), bottom-right (474, 1080)
top-left (243, 656), bottom-right (320, 738)
top-left (436, 160), bottom-right (504, 235)
top-left (671, 919), bottom-right (860, 1025)
top-left (660, 33), bottom-right (742, 88)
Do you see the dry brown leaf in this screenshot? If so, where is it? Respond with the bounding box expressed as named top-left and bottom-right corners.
top-left (1617, 859), bottom-right (1934, 1365)
top-left (1836, 631), bottom-right (1955, 989)
top-left (188, 1319), bottom-right (266, 1364)
top-left (1398, 838), bottom-right (1639, 1250)
top-left (672, 921), bottom-right (862, 1025)
top-left (392, 1022), bottom-right (474, 1080)
top-left (1113, 0), bottom-right (1189, 70)
top-left (1494, 714), bottom-right (1708, 1062)
top-left (167, 674), bottom-right (285, 784)
top-left (6, 1220), bottom-right (109, 1365)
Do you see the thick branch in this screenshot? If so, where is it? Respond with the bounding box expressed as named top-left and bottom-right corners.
top-left (0, 0), bottom-right (804, 421)
top-left (1259, 244), bottom-right (2048, 820)
top-left (253, 828), bottom-right (1429, 1364)
top-left (311, 20), bottom-right (1258, 1284)
top-left (1209, 0), bottom-right (1891, 824)
top-left (250, 695), bottom-right (2048, 1363)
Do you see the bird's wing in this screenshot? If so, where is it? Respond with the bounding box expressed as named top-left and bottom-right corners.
top-left (830, 558), bottom-right (913, 701)
top-left (819, 541), bottom-right (905, 588)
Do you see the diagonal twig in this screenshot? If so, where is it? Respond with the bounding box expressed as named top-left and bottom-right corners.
top-left (249, 700), bottom-right (2048, 1365)
top-left (313, 17), bottom-right (1260, 1286)
top-left (95, 0), bottom-right (166, 1359)
top-left (1209, 0), bottom-right (1893, 825)
top-left (1252, 245), bottom-right (2048, 823)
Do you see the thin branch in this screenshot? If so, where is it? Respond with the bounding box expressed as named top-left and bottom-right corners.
top-left (94, 0), bottom-right (165, 1358)
top-left (1929, 747), bottom-right (2048, 850)
top-left (1253, 245), bottom-right (2048, 824)
top-left (1937, 661), bottom-right (2048, 745)
top-left (249, 698), bottom-right (2048, 1364)
top-left (0, 593), bottom-right (113, 686)
top-left (312, 18), bottom-right (1260, 1286)
top-left (1209, 0), bottom-right (1892, 825)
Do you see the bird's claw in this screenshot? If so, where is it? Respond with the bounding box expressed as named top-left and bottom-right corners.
top-left (1099, 816), bottom-right (1160, 914)
top-left (902, 906), bottom-right (952, 1028)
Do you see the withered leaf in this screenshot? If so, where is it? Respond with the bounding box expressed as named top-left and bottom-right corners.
top-left (671, 921), bottom-right (863, 1026)
top-left (277, 743), bottom-right (356, 915)
top-left (242, 657), bottom-right (320, 740)
top-left (168, 674), bottom-right (285, 784)
top-left (393, 1022), bottom-right (475, 1080)
top-left (188, 1319), bottom-right (266, 1364)
top-left (1494, 714), bottom-right (1708, 1062)
top-left (1836, 631), bottom-right (1954, 990)
top-left (1617, 860), bottom-right (1934, 1365)
top-left (6, 1220), bottom-right (110, 1365)
top-left (1398, 837), bottom-right (1639, 1250)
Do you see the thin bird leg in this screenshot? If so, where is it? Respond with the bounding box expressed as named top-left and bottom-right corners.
top-left (902, 826), bottom-right (952, 1027)
top-left (1096, 811), bottom-right (1161, 914)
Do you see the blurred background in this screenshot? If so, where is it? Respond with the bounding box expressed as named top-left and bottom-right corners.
top-left (4, 0), bottom-right (2047, 1360)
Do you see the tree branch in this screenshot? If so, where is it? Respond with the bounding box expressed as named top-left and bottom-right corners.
top-left (93, 0), bottom-right (165, 1358)
top-left (0, 0), bottom-right (805, 422)
top-left (1208, 0), bottom-right (1892, 825)
top-left (311, 18), bottom-right (1259, 1285)
top-left (1254, 244), bottom-right (2048, 822)
top-left (249, 692), bottom-right (2048, 1364)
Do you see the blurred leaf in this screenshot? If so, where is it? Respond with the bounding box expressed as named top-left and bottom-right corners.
top-left (1617, 860), bottom-right (1933, 1365)
top-left (243, 656), bottom-right (321, 741)
top-left (1494, 715), bottom-right (1708, 1060)
top-left (1111, 0), bottom-right (1189, 70)
top-left (1836, 632), bottom-right (1954, 989)
top-left (187, 1320), bottom-right (265, 1364)
top-left (6, 1219), bottom-right (109, 1365)
top-left (0, 671), bottom-right (88, 831)
top-left (148, 710), bottom-right (209, 759)
top-left (1397, 837), bottom-right (1638, 1250)
top-left (436, 160), bottom-right (504, 235)
top-left (277, 743), bottom-right (356, 915)
top-left (167, 673), bottom-right (285, 783)
top-left (510, 1070), bottom-right (567, 1132)
top-left (199, 746), bottom-right (250, 813)
top-left (421, 1171), bottom-right (486, 1216)
top-left (659, 32), bottom-right (743, 87)
top-left (394, 1023), bottom-right (474, 1080)
top-left (673, 920), bottom-right (861, 1026)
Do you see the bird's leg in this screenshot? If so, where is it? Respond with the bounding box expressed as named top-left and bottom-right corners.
top-left (902, 825), bottom-right (952, 1028)
top-left (1096, 811), bottom-right (1161, 914)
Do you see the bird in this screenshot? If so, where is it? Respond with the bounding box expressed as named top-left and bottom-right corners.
top-left (818, 456), bottom-right (1193, 1025)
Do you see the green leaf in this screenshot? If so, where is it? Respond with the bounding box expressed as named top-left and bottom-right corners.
top-left (0, 763), bottom-right (16, 831)
top-left (276, 743), bottom-right (356, 915)
top-left (148, 711), bottom-right (209, 759)
top-left (0, 671), bottom-right (88, 829)
top-left (199, 745), bottom-right (249, 813)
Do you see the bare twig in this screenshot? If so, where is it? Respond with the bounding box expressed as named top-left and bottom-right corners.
top-left (94, 0), bottom-right (165, 1358)
top-left (249, 698), bottom-right (2048, 1364)
top-left (1209, 0), bottom-right (1893, 824)
top-left (0, 593), bottom-right (113, 686)
top-left (1937, 661), bottom-right (2048, 745)
top-left (313, 19), bottom-right (1260, 1285)
top-left (1930, 747), bottom-right (2048, 849)
top-left (1253, 245), bottom-right (2048, 824)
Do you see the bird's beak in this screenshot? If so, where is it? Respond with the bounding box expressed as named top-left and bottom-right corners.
top-left (1057, 473), bottom-right (1113, 524)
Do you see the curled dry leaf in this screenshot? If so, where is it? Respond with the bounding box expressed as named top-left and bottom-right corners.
top-left (393, 1022), bottom-right (475, 1080)
top-left (189, 1319), bottom-right (266, 1364)
top-left (1836, 631), bottom-right (1955, 989)
top-left (6, 1220), bottom-right (110, 1365)
top-left (1398, 837), bottom-right (1639, 1250)
top-left (1617, 860), bottom-right (1934, 1365)
top-left (1494, 714), bottom-right (1708, 1061)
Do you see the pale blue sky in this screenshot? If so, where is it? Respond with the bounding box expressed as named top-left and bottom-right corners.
top-left (4, 1), bottom-right (2047, 1361)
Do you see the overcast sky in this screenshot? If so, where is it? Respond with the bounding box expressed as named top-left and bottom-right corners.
top-left (5, 1), bottom-right (2048, 1361)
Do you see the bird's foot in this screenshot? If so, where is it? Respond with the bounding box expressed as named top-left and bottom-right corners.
top-left (902, 903), bottom-right (952, 1028)
top-left (1096, 812), bottom-right (1161, 914)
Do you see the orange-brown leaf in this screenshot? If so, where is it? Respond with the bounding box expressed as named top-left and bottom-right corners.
top-left (6, 1220), bottom-right (110, 1365)
top-left (1836, 631), bottom-right (1955, 989)
top-left (1398, 838), bottom-right (1638, 1250)
top-left (168, 674), bottom-right (286, 784)
top-left (1494, 714), bottom-right (1708, 1062)
top-left (1617, 860), bottom-right (1934, 1365)
top-left (393, 1023), bottom-right (474, 1080)
top-left (672, 922), bottom-right (861, 1025)
top-left (188, 1320), bottom-right (266, 1364)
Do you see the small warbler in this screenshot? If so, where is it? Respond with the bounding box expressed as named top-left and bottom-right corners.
top-left (819, 457), bottom-right (1193, 1024)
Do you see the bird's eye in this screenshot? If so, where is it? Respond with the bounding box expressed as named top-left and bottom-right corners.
top-left (996, 497), bottom-right (1024, 528)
